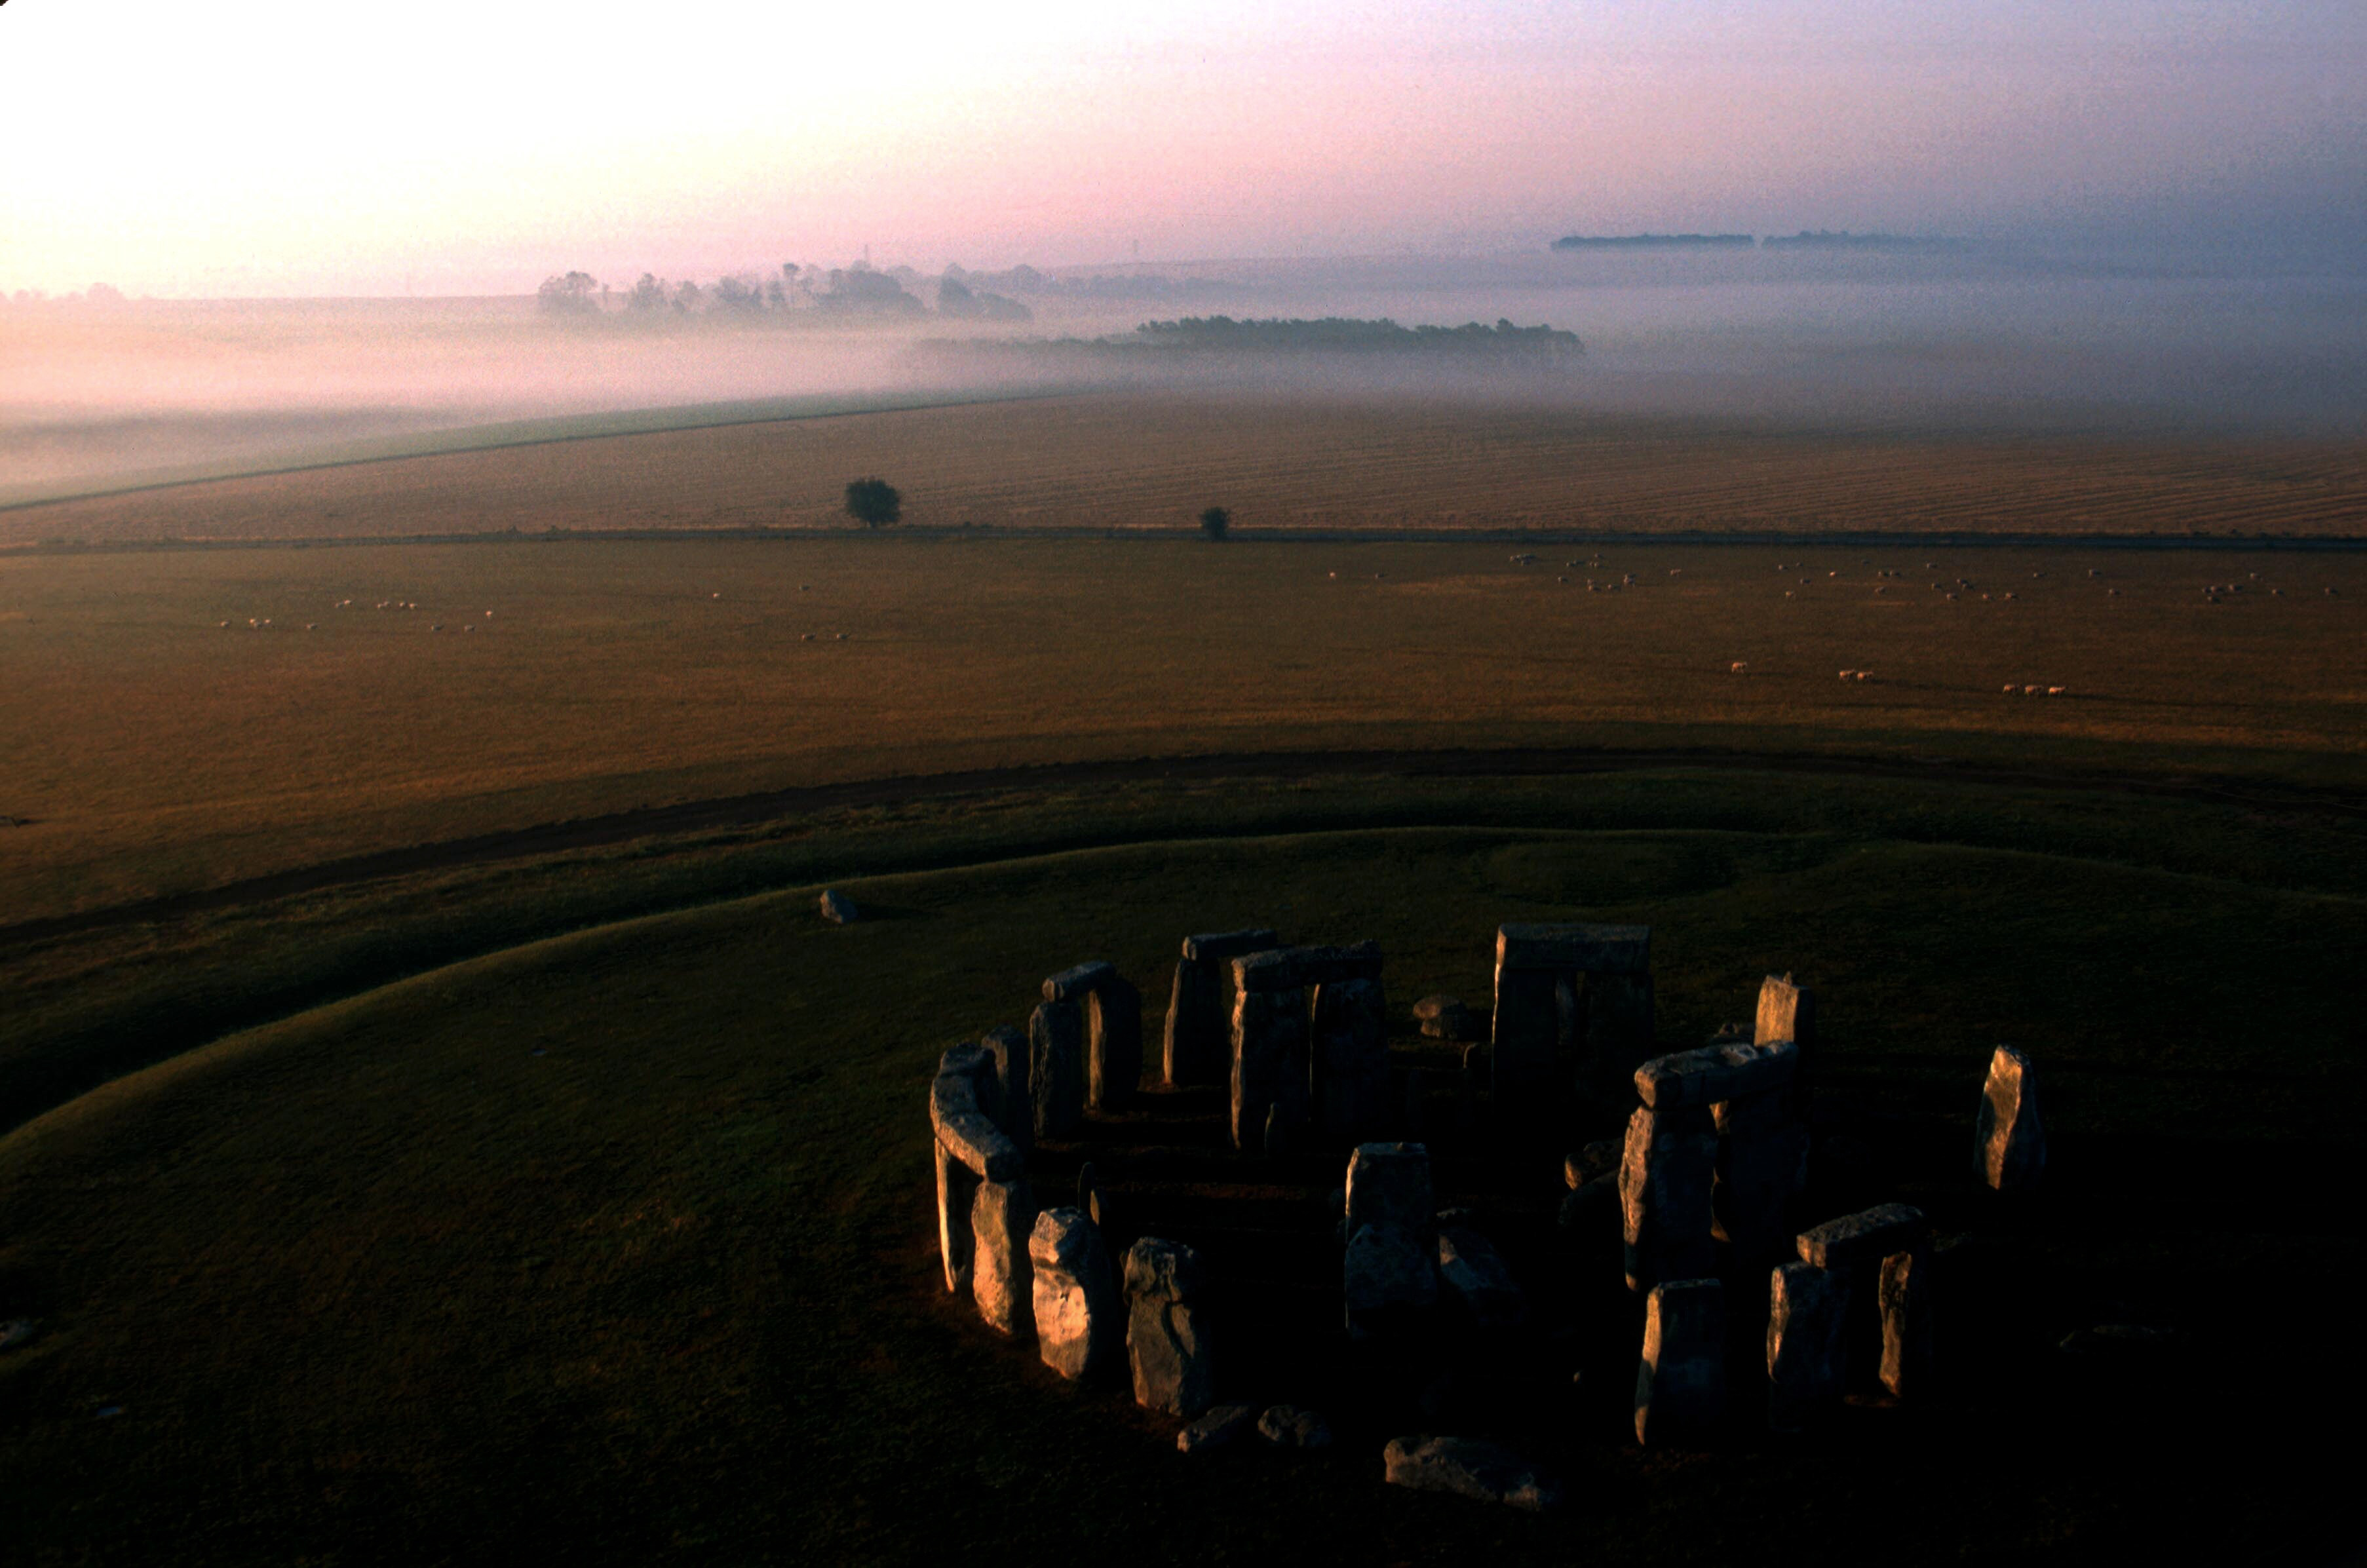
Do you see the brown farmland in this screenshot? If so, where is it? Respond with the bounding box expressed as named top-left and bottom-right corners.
top-left (7, 392), bottom-right (2367, 545)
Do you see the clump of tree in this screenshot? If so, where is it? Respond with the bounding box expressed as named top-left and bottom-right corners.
top-left (1126, 316), bottom-right (1582, 356)
top-left (934, 274), bottom-right (1032, 322)
top-left (843, 478), bottom-right (902, 527)
top-left (537, 271), bottom-right (601, 315)
top-left (817, 263), bottom-right (925, 318)
top-left (1199, 506), bottom-right (1231, 541)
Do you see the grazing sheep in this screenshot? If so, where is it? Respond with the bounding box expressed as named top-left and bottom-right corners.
top-left (1854, 670), bottom-right (1873, 681)
top-left (2022, 684), bottom-right (2038, 695)
top-left (2107, 589), bottom-right (2119, 596)
top-left (834, 632), bottom-right (845, 640)
top-left (2046, 686), bottom-right (2065, 695)
top-left (2002, 684), bottom-right (2017, 694)
top-left (1838, 670), bottom-right (1855, 680)
top-left (1730, 660), bottom-right (1748, 673)
top-left (800, 633), bottom-right (813, 641)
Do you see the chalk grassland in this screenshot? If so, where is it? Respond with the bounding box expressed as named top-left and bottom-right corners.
top-left (3, 537), bottom-right (2364, 926)
top-left (1, 819), bottom-right (2358, 1563)
top-left (7, 394), bottom-right (2367, 545)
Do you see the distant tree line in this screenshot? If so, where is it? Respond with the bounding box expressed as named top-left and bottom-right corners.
top-left (1551, 231), bottom-right (1959, 252)
top-left (533, 259), bottom-right (1030, 325)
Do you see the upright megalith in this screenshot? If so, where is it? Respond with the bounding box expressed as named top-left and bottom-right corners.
top-left (1124, 1237), bottom-right (1214, 1417)
top-left (1436, 1220), bottom-right (1526, 1330)
top-left (1343, 1141), bottom-right (1438, 1340)
top-left (1766, 1260), bottom-right (1851, 1432)
top-left (1088, 976), bottom-right (1144, 1113)
top-left (931, 1043), bottom-right (1020, 1294)
top-left (1030, 1207), bottom-right (1119, 1379)
top-left (1879, 1248), bottom-right (1933, 1400)
top-left (981, 1024), bottom-right (1031, 1157)
top-left (1231, 952), bottom-right (1310, 1150)
top-left (1634, 1278), bottom-right (1725, 1446)
top-left (1620, 1101), bottom-right (1717, 1293)
top-left (972, 1177), bottom-right (1039, 1336)
top-left (1491, 923), bottom-right (1653, 1119)
top-left (1030, 1000), bottom-right (1087, 1142)
top-left (1755, 972), bottom-right (1817, 1118)
top-left (1976, 1044), bottom-right (2045, 1192)
top-left (1163, 928), bottom-right (1279, 1086)
top-left (1311, 976), bottom-right (1390, 1143)
top-left (1634, 1040), bottom-right (1806, 1267)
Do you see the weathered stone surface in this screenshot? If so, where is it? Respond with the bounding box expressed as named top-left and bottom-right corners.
top-left (818, 888), bottom-right (859, 925)
top-left (1077, 1161), bottom-right (1103, 1227)
top-left (1579, 972), bottom-right (1658, 1098)
top-left (1088, 976), bottom-right (1144, 1111)
top-left (1257, 1405), bottom-right (1333, 1448)
top-left (931, 1044), bottom-right (1022, 1182)
top-left (1565, 1139), bottom-right (1623, 1189)
top-left (1161, 958), bottom-right (1227, 1086)
top-left (971, 1177), bottom-right (1037, 1335)
top-left (1496, 922), bottom-right (1652, 975)
top-left (1712, 1090), bottom-right (1810, 1265)
top-left (1382, 1436), bottom-right (1562, 1513)
top-left (1796, 1204), bottom-right (1929, 1271)
top-left (981, 1024), bottom-right (1032, 1156)
top-left (1412, 994), bottom-right (1478, 1041)
top-left (1976, 1044), bottom-right (2045, 1192)
top-left (1879, 1248), bottom-right (1933, 1400)
top-left (1634, 1040), bottom-right (1798, 1109)
top-left (1176, 1404), bottom-right (1258, 1453)
top-left (1347, 1142), bottom-right (1434, 1237)
top-left (1634, 1277), bottom-right (1725, 1446)
top-left (1230, 975), bottom-right (1308, 1149)
top-left (1345, 1223), bottom-right (1436, 1339)
top-left (1558, 1172), bottom-right (1619, 1235)
top-left (1436, 1223), bottom-right (1526, 1329)
top-left (1755, 972), bottom-right (1815, 1048)
top-left (934, 1140), bottom-right (979, 1295)
top-left (1262, 1101), bottom-right (1298, 1155)
top-left (1234, 942), bottom-right (1382, 990)
top-left (1030, 1207), bottom-right (1119, 1379)
top-left (1181, 928), bottom-right (1280, 963)
top-left (1313, 977), bottom-right (1391, 1143)
top-left (1621, 1103), bottom-right (1717, 1293)
top-left (1766, 1260), bottom-right (1850, 1432)
top-left (1043, 960), bottom-right (1117, 1002)
top-left (1030, 1000), bottom-right (1087, 1142)
top-left (1489, 967), bottom-right (1559, 1115)
top-left (1125, 1237), bottom-right (1214, 1417)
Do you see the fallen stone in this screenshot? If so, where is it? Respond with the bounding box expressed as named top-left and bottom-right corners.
top-left (1043, 960), bottom-right (1117, 1002)
top-left (1382, 1436), bottom-right (1562, 1513)
top-left (1030, 1207), bottom-right (1119, 1380)
top-left (818, 888), bottom-right (859, 924)
top-left (1258, 1404), bottom-right (1333, 1449)
top-left (1564, 1139), bottom-right (1623, 1189)
top-left (1879, 1248), bottom-right (1933, 1400)
top-left (1766, 1260), bottom-right (1850, 1432)
top-left (1796, 1204), bottom-right (1929, 1271)
top-left (1436, 1223), bottom-right (1526, 1329)
top-left (1181, 928), bottom-right (1281, 963)
top-left (1412, 994), bottom-right (1478, 1041)
top-left (1496, 922), bottom-right (1651, 975)
top-left (1976, 1044), bottom-right (2045, 1193)
top-left (1176, 1404), bottom-right (1258, 1453)
top-left (1088, 975), bottom-right (1144, 1111)
top-left (1125, 1237), bottom-right (1214, 1417)
top-left (971, 1177), bottom-right (1038, 1335)
top-left (981, 1024), bottom-right (1032, 1156)
top-left (1621, 1103), bottom-right (1717, 1293)
top-left (1634, 1041), bottom-right (1798, 1109)
top-left (1030, 1000), bottom-right (1087, 1142)
top-left (1634, 1277), bottom-right (1725, 1446)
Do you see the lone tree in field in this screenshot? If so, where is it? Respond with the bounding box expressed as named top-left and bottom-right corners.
top-left (1199, 505), bottom-right (1231, 541)
top-left (844, 478), bottom-right (902, 528)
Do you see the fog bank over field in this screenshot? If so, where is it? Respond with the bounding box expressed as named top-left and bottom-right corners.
top-left (6, 242), bottom-right (2364, 503)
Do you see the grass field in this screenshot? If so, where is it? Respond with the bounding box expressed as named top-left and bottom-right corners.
top-left (2, 778), bottom-right (2358, 1563)
top-left (8, 392), bottom-right (2367, 545)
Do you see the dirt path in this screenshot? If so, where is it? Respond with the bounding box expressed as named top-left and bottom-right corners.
top-left (7, 746), bottom-right (2362, 951)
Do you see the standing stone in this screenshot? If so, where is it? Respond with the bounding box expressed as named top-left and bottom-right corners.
top-left (1030, 1000), bottom-right (1087, 1142)
top-left (1489, 966), bottom-right (1560, 1116)
top-left (1976, 1045), bottom-right (2045, 1192)
top-left (1087, 976), bottom-right (1145, 1111)
top-left (1711, 1079), bottom-right (1809, 1267)
top-left (1077, 1162), bottom-right (1103, 1227)
top-left (1620, 1103), bottom-right (1718, 1293)
top-left (1124, 1237), bottom-right (1214, 1417)
top-left (971, 1177), bottom-right (1038, 1335)
top-left (981, 1023), bottom-right (1032, 1157)
top-left (1230, 955), bottom-right (1308, 1151)
top-left (1043, 960), bottom-right (1117, 1001)
top-left (1263, 1102), bottom-right (1296, 1156)
top-left (1755, 972), bottom-right (1817, 1117)
top-left (1344, 1142), bottom-right (1438, 1340)
top-left (1436, 1222), bottom-right (1526, 1329)
top-left (1312, 977), bottom-right (1390, 1144)
top-left (1580, 972), bottom-right (1658, 1103)
top-left (1492, 923), bottom-right (1653, 1119)
top-left (1879, 1248), bottom-right (1933, 1400)
top-left (934, 1140), bottom-right (978, 1295)
top-left (929, 1043), bottom-right (1018, 1297)
top-left (1765, 1260), bottom-right (1851, 1432)
top-left (1030, 1207), bottom-right (1119, 1379)
top-left (1634, 1278), bottom-right (1725, 1446)
top-left (1164, 928), bottom-right (1279, 1087)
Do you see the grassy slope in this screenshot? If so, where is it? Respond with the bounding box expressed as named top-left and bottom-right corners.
top-left (1, 782), bottom-right (2360, 1563)
top-left (3, 535), bottom-right (2363, 924)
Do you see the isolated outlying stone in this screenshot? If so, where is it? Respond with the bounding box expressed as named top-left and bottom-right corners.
top-left (1125, 1237), bottom-right (1214, 1417)
top-left (1621, 1103), bottom-right (1717, 1292)
top-left (1766, 1259), bottom-right (1850, 1432)
top-left (971, 1177), bottom-right (1037, 1336)
top-left (1383, 1436), bottom-right (1562, 1513)
top-left (1030, 1000), bottom-right (1087, 1141)
top-left (1436, 1223), bottom-right (1526, 1329)
top-left (1976, 1044), bottom-right (2045, 1192)
top-left (1176, 1404), bottom-right (1258, 1453)
top-left (818, 888), bottom-right (859, 924)
top-left (1258, 1404), bottom-right (1333, 1448)
top-left (1634, 1277), bottom-right (1725, 1446)
top-left (1412, 995), bottom-right (1478, 1041)
top-left (1030, 1206), bottom-right (1119, 1379)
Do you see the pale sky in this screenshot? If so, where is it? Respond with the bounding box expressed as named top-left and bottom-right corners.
top-left (2, 0), bottom-right (2360, 296)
